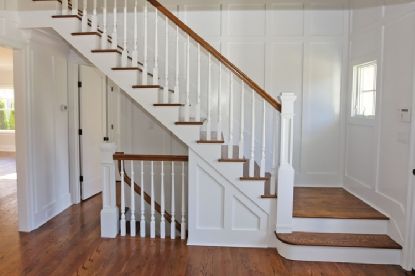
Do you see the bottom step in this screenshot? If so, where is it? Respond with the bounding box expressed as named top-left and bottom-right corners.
top-left (275, 231), bottom-right (402, 265)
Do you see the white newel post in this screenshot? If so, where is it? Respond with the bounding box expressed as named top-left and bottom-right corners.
top-left (100, 143), bottom-right (119, 238)
top-left (276, 93), bottom-right (296, 233)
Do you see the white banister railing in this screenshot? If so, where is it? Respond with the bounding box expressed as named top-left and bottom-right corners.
top-left (276, 93), bottom-right (296, 233)
top-left (111, 0), bottom-right (118, 49)
top-left (100, 152), bottom-right (188, 239)
top-left (81, 0), bottom-right (87, 32)
top-left (153, 9), bottom-right (159, 85)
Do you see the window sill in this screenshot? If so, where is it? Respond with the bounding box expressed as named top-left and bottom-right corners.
top-left (0, 130), bottom-right (15, 134)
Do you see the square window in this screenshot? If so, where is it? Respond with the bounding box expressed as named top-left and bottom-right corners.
top-left (352, 61), bottom-right (377, 117)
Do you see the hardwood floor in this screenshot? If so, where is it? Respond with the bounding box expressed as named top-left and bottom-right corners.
top-left (293, 187), bottom-right (389, 219)
top-left (0, 156), bottom-right (412, 275)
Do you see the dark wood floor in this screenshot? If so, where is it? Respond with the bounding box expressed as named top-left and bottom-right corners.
top-left (293, 187), bottom-right (389, 219)
top-left (0, 156), bottom-right (412, 275)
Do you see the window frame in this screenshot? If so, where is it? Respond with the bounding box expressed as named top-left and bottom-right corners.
top-left (351, 61), bottom-right (377, 120)
top-left (0, 86), bottom-right (15, 134)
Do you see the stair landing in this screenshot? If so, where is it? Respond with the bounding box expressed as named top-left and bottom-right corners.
top-left (293, 187), bottom-right (389, 220)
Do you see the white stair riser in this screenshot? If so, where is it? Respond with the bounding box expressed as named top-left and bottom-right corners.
top-left (293, 217), bottom-right (389, 234)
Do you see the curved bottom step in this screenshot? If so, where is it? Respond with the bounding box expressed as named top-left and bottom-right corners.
top-left (275, 231), bottom-right (402, 265)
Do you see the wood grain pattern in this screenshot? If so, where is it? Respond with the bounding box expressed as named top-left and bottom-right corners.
top-left (0, 154), bottom-right (410, 275)
top-left (276, 232), bottom-right (402, 249)
top-left (147, 0), bottom-right (281, 111)
top-left (293, 187), bottom-right (389, 220)
top-left (113, 153), bottom-right (188, 161)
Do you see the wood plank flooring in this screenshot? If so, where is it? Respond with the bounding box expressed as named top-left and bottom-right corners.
top-left (0, 155), bottom-right (412, 275)
top-left (293, 187), bottom-right (389, 219)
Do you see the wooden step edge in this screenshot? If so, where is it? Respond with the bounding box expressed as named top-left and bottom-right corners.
top-left (72, 32), bottom-right (101, 37)
top-left (52, 15), bottom-right (80, 19)
top-left (153, 103), bottom-right (184, 107)
top-left (196, 140), bottom-right (224, 144)
top-left (218, 158), bottom-right (247, 163)
top-left (132, 85), bottom-right (162, 89)
top-left (175, 121), bottom-right (204, 125)
top-left (240, 176), bottom-right (269, 181)
top-left (292, 214), bottom-right (390, 220)
top-left (275, 231), bottom-right (403, 250)
top-left (112, 67), bottom-right (143, 72)
top-left (261, 194), bottom-right (277, 199)
top-left (91, 49), bottom-right (122, 54)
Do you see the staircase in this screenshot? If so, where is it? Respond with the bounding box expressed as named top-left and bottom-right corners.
top-left (30, 0), bottom-right (403, 266)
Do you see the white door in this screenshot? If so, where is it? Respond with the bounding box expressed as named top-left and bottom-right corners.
top-left (79, 65), bottom-right (105, 200)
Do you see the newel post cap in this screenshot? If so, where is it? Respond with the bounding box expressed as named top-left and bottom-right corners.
top-left (279, 92), bottom-right (297, 114)
top-left (100, 142), bottom-right (117, 164)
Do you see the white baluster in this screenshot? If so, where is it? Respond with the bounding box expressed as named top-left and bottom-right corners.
top-left (120, 161), bottom-right (126, 236)
top-left (130, 161), bottom-right (136, 236)
top-left (217, 64), bottom-right (222, 141)
top-left (153, 9), bottom-right (159, 84)
top-left (142, 2), bottom-right (148, 84)
top-left (206, 54), bottom-right (212, 140)
top-left (81, 0), bottom-right (88, 32)
top-left (173, 26), bottom-right (180, 103)
top-left (62, 0), bottom-right (68, 15)
top-left (160, 161), bottom-right (166, 238)
top-left (260, 100), bottom-right (266, 177)
top-left (150, 161), bottom-right (155, 238)
top-left (239, 82), bottom-right (245, 159)
top-left (91, 0), bottom-right (98, 32)
top-left (121, 0), bottom-right (128, 67)
top-left (170, 162), bottom-right (176, 239)
top-left (140, 160), bottom-right (146, 237)
top-left (163, 17), bottom-right (169, 103)
top-left (184, 35), bottom-right (190, 122)
top-left (71, 0), bottom-right (78, 16)
top-left (131, 0), bottom-right (138, 66)
top-left (101, 0), bottom-right (108, 49)
top-left (111, 0), bottom-right (118, 49)
top-left (228, 73), bottom-right (234, 159)
top-left (180, 161), bottom-right (186, 239)
top-left (249, 90), bottom-right (255, 177)
top-left (270, 112), bottom-right (278, 196)
top-left (195, 45), bottom-right (201, 122)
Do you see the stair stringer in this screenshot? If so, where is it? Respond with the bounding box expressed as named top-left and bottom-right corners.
top-left (44, 17), bottom-right (274, 216)
top-left (187, 149), bottom-right (276, 247)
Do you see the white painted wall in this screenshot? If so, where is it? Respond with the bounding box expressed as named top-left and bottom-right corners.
top-left (344, 0), bottom-right (415, 247)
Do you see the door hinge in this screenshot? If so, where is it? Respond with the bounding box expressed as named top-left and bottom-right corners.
top-left (79, 175), bottom-right (84, 182)
top-left (78, 129), bottom-right (83, 135)
top-left (103, 137), bottom-right (109, 141)
top-left (78, 81), bottom-right (82, 88)
top-left (111, 86), bottom-right (114, 92)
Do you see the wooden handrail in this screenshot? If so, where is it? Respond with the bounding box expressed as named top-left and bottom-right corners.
top-left (117, 160), bottom-right (181, 231)
top-left (147, 0), bottom-right (282, 112)
top-left (113, 153), bottom-right (188, 162)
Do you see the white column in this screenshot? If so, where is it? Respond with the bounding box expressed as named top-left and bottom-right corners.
top-left (131, 0), bottom-right (139, 66)
top-left (249, 90), bottom-right (255, 177)
top-left (163, 17), bottom-right (169, 103)
top-left (100, 143), bottom-right (119, 238)
top-left (270, 111), bottom-right (278, 195)
top-left (142, 2), bottom-right (148, 84)
top-left (180, 161), bottom-right (186, 239)
top-left (195, 45), bottom-right (201, 122)
top-left (260, 100), bottom-right (266, 177)
top-left (217, 64), bottom-right (222, 141)
top-left (62, 0), bottom-right (68, 15)
top-left (206, 54), bottom-right (212, 140)
top-left (140, 160), bottom-right (146, 237)
top-left (130, 161), bottom-right (136, 236)
top-left (120, 160), bottom-right (126, 236)
top-left (111, 0), bottom-right (118, 49)
top-left (71, 0), bottom-right (78, 16)
top-left (238, 82), bottom-right (245, 159)
top-left (91, 0), bottom-right (98, 32)
top-left (153, 9), bottom-right (159, 85)
top-left (121, 0), bottom-right (128, 67)
top-left (276, 92), bottom-right (296, 233)
top-left (160, 161), bottom-right (166, 238)
top-left (173, 26), bottom-right (180, 103)
top-left (228, 73), bottom-right (234, 158)
top-left (170, 162), bottom-right (176, 239)
top-left (101, 0), bottom-right (108, 49)
top-left (150, 161), bottom-right (156, 238)
top-left (184, 35), bottom-right (190, 121)
top-left (81, 0), bottom-right (88, 32)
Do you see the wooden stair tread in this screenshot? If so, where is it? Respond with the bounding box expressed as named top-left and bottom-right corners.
top-left (240, 176), bottom-right (269, 181)
top-left (73, 32), bottom-right (101, 37)
top-left (112, 67), bottom-right (142, 72)
top-left (91, 49), bottom-right (122, 54)
top-left (153, 103), bottom-right (184, 106)
top-left (293, 187), bottom-right (389, 220)
top-left (218, 158), bottom-right (247, 162)
top-left (261, 194), bottom-right (277, 199)
top-left (175, 120), bottom-right (204, 125)
top-left (275, 232), bottom-right (402, 249)
top-left (132, 84), bottom-right (162, 89)
top-left (52, 15), bottom-right (80, 19)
